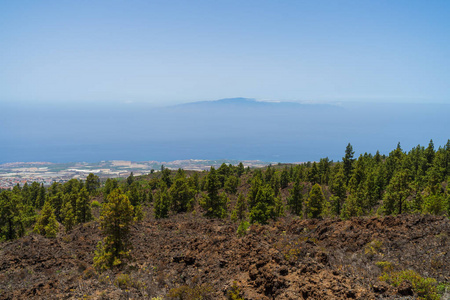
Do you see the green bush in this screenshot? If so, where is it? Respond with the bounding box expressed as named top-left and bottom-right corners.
top-left (226, 281), bottom-right (244, 300)
top-left (364, 239), bottom-right (383, 258)
top-left (114, 273), bottom-right (131, 289)
top-left (236, 221), bottom-right (250, 237)
top-left (380, 269), bottom-right (439, 300)
top-left (437, 282), bottom-right (450, 296)
top-left (91, 200), bottom-right (101, 208)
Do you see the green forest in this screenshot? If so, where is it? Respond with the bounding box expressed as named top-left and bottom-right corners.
top-left (2, 140), bottom-right (450, 266)
top-left (2, 140), bottom-right (450, 299)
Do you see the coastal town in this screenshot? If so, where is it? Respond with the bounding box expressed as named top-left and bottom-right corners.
top-left (0, 159), bottom-right (269, 189)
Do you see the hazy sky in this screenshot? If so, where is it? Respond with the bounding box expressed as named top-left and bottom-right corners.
top-left (1, 0), bottom-right (449, 105)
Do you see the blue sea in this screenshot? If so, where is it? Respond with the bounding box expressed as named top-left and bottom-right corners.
top-left (1, 100), bottom-right (449, 163)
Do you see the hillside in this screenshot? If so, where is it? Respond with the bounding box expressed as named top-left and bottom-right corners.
top-left (2, 141), bottom-right (450, 299)
top-left (1, 211), bottom-right (450, 299)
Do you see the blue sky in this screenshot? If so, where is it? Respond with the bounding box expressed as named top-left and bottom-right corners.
top-left (1, 0), bottom-right (449, 105)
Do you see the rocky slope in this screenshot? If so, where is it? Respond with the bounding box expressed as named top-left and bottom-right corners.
top-left (1, 213), bottom-right (450, 299)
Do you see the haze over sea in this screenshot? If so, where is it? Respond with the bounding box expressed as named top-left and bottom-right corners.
top-left (1, 98), bottom-right (448, 164)
top-left (1, 1), bottom-right (449, 164)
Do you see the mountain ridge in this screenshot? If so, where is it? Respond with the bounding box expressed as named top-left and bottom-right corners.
top-left (173, 97), bottom-right (339, 109)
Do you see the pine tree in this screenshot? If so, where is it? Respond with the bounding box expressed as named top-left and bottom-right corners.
top-left (161, 168), bottom-right (172, 188)
top-left (126, 172), bottom-right (135, 187)
top-left (29, 182), bottom-right (41, 207)
top-left (34, 200), bottom-right (59, 238)
top-left (331, 165), bottom-right (346, 215)
top-left (385, 143), bottom-right (405, 183)
top-left (343, 143), bottom-right (355, 184)
top-left (200, 167), bottom-right (227, 218)
top-left (423, 181), bottom-right (445, 215)
top-left (225, 175), bottom-right (240, 194)
top-left (249, 184), bottom-right (276, 224)
top-left (49, 191), bottom-right (64, 222)
top-left (61, 201), bottom-right (75, 232)
top-left (307, 184), bottom-right (325, 218)
top-left (126, 182), bottom-right (139, 206)
top-left (63, 178), bottom-right (83, 195)
top-left (0, 191), bottom-right (26, 241)
top-left (237, 162), bottom-right (245, 177)
top-left (382, 170), bottom-right (411, 215)
top-left (94, 189), bottom-right (134, 271)
top-left (271, 173), bottom-right (281, 197)
top-left (21, 183), bottom-right (30, 206)
top-left (308, 162), bottom-right (320, 185)
top-left (280, 167), bottom-right (290, 189)
top-left (63, 192), bottom-right (78, 218)
top-left (104, 178), bottom-right (118, 197)
top-left (274, 194), bottom-right (285, 218)
top-left (425, 139), bottom-right (435, 170)
top-left (154, 183), bottom-right (171, 219)
top-left (231, 193), bottom-right (247, 221)
top-left (247, 175), bottom-right (263, 209)
top-left (76, 187), bottom-right (92, 224)
top-left (423, 192), bottom-right (446, 215)
top-left (340, 194), bottom-right (362, 219)
top-left (217, 163), bottom-right (231, 188)
top-left (363, 170), bottom-right (379, 210)
top-left (170, 177), bottom-right (195, 213)
top-left (36, 184), bottom-right (46, 209)
top-left (411, 189), bottom-right (423, 213)
top-left (188, 172), bottom-right (200, 192)
top-left (47, 182), bottom-right (61, 197)
top-left (287, 181), bottom-right (303, 216)
top-left (318, 157), bottom-right (331, 185)
top-left (265, 165), bottom-right (274, 184)
top-left (85, 173), bottom-right (100, 194)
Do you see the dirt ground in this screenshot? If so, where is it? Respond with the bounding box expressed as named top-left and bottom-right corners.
top-left (1, 212), bottom-right (450, 299)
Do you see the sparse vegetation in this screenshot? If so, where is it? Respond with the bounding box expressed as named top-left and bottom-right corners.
top-left (168, 283), bottom-right (212, 300)
top-left (2, 141), bottom-right (450, 298)
top-left (226, 281), bottom-right (244, 300)
top-left (375, 261), bottom-right (394, 273)
top-left (364, 239), bottom-right (383, 258)
top-left (380, 269), bottom-right (439, 300)
top-left (236, 220), bottom-right (250, 237)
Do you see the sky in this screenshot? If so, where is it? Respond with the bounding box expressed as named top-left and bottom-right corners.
top-left (1, 0), bottom-right (449, 106)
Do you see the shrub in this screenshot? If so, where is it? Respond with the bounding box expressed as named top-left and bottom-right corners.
top-left (375, 261), bottom-right (394, 273)
top-left (364, 239), bottom-right (383, 258)
top-left (236, 221), bottom-right (250, 237)
top-left (82, 267), bottom-right (96, 279)
top-left (91, 200), bottom-right (101, 208)
top-left (226, 281), bottom-right (244, 300)
top-left (168, 283), bottom-right (212, 300)
top-left (380, 269), bottom-right (439, 300)
top-left (437, 282), bottom-right (450, 296)
top-left (114, 273), bottom-right (132, 289)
